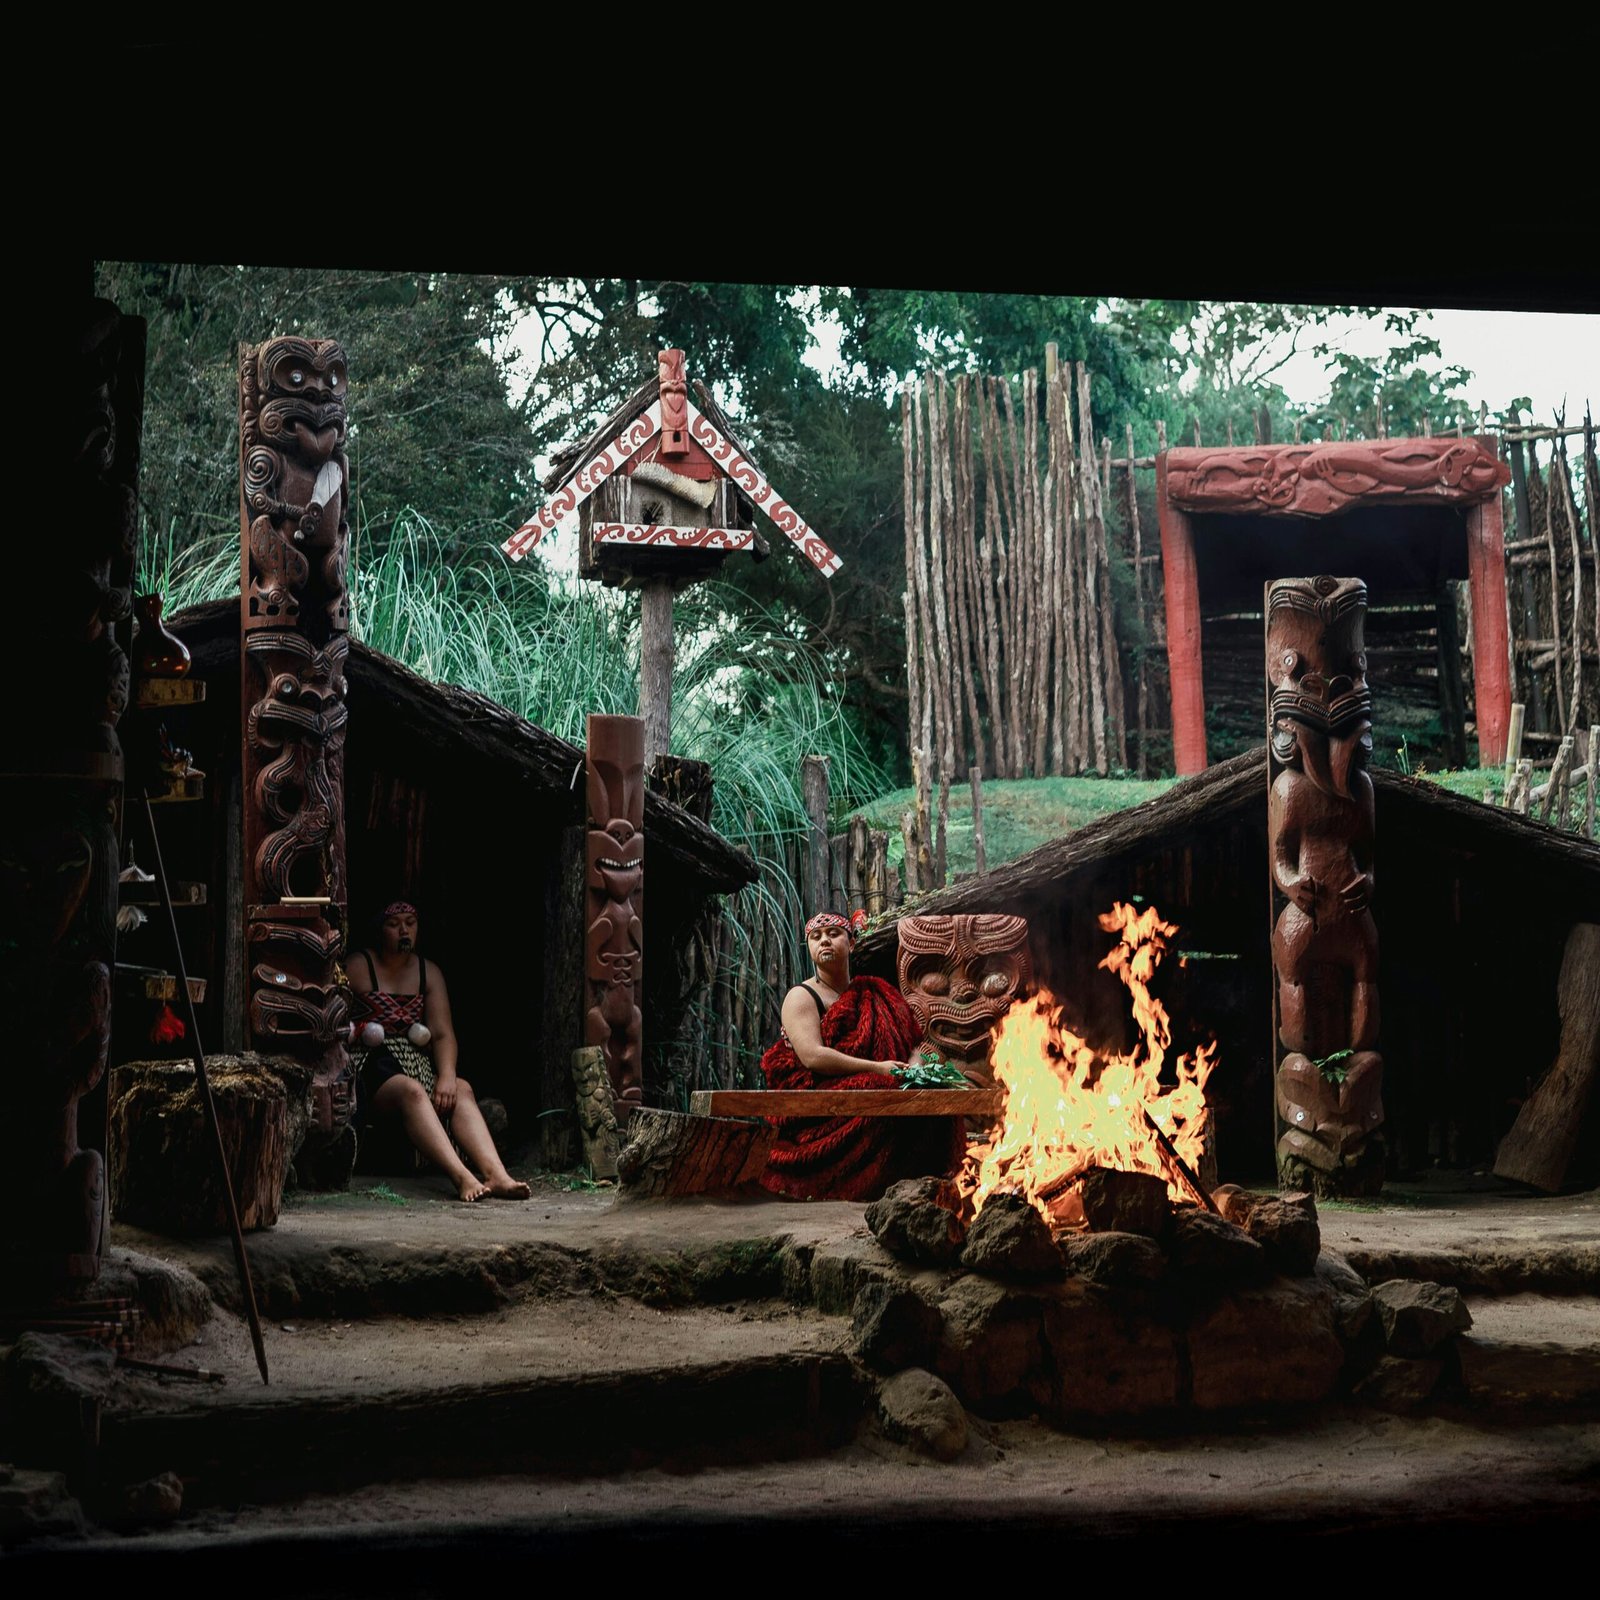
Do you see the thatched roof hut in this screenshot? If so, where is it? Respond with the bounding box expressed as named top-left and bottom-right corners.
top-left (855, 750), bottom-right (1599, 1181)
top-left (157, 600), bottom-right (755, 1153)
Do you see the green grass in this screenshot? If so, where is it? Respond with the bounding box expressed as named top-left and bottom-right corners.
top-left (851, 774), bottom-right (1182, 877)
top-left (849, 763), bottom-right (1546, 879)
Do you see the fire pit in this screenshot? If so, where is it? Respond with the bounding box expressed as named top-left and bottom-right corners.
top-left (962, 900), bottom-right (1217, 1236)
top-left (860, 900), bottom-right (1367, 1425)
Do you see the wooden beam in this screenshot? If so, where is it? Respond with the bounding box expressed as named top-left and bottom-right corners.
top-left (689, 1089), bottom-right (1004, 1118)
top-left (1156, 453), bottom-right (1208, 774)
top-left (1465, 495), bottom-right (1513, 767)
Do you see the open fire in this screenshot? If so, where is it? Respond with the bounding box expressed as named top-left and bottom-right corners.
top-left (961, 901), bottom-right (1216, 1223)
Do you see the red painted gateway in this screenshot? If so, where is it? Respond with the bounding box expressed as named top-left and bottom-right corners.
top-left (1155, 436), bottom-right (1512, 775)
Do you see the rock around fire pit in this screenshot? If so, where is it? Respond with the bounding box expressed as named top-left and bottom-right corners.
top-left (856, 1176), bottom-right (1476, 1425)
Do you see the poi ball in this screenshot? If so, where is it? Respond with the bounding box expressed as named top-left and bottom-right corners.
top-left (360, 1021), bottom-right (385, 1048)
top-left (407, 1023), bottom-right (432, 1048)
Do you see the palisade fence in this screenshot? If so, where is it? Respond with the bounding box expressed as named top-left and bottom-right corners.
top-left (1499, 411), bottom-right (1600, 789)
top-left (899, 348), bottom-right (1170, 888)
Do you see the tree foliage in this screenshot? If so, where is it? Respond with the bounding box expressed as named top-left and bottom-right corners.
top-left (94, 263), bottom-right (541, 564)
top-left (101, 265), bottom-right (1481, 784)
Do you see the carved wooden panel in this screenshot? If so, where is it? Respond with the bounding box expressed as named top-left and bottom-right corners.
top-left (585, 714), bottom-right (645, 1122)
top-left (1166, 437), bottom-right (1508, 517)
top-left (3, 300), bottom-right (140, 1284)
top-left (239, 338), bottom-right (353, 1145)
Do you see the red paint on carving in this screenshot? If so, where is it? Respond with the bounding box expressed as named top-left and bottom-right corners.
top-left (1166, 437), bottom-right (1508, 516)
top-left (1157, 454), bottom-right (1208, 775)
top-left (658, 349), bottom-right (689, 458)
top-left (1465, 495), bottom-right (1513, 766)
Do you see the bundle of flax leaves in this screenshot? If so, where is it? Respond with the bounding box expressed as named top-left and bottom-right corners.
top-left (893, 1047), bottom-right (970, 1089)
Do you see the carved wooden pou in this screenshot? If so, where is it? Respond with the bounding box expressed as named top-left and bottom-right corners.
top-left (239, 338), bottom-right (354, 1165)
top-left (1267, 576), bottom-right (1383, 1194)
top-left (896, 914), bottom-right (1032, 1087)
top-left (585, 714), bottom-right (645, 1122)
top-left (2, 300), bottom-right (139, 1288)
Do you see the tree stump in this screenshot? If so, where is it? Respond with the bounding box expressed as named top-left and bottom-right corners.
top-left (1494, 922), bottom-right (1600, 1192)
top-left (615, 1109), bottom-right (773, 1199)
top-left (109, 1054), bottom-right (311, 1234)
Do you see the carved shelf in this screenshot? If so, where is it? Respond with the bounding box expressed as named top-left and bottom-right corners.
top-left (120, 880), bottom-right (207, 906)
top-left (115, 966), bottom-right (206, 1003)
top-left (134, 678), bottom-right (206, 708)
top-left (147, 772), bottom-right (204, 804)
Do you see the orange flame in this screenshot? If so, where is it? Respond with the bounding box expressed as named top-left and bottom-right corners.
top-left (962, 901), bottom-right (1216, 1219)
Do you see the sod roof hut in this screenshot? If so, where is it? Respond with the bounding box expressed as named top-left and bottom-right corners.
top-left (854, 751), bottom-right (1600, 1184)
top-left (138, 600), bottom-right (756, 1158)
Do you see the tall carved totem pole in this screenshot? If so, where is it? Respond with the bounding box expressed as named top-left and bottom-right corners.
top-left (239, 338), bottom-right (354, 1177)
top-left (585, 714), bottom-right (646, 1125)
top-left (2, 300), bottom-right (142, 1291)
top-left (1267, 576), bottom-right (1384, 1196)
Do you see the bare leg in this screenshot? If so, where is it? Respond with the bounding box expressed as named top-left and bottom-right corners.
top-left (372, 1075), bottom-right (488, 1202)
top-left (449, 1081), bottom-right (531, 1199)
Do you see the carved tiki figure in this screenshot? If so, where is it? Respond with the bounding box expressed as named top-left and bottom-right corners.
top-left (240, 339), bottom-right (354, 1163)
top-left (1266, 576), bottom-right (1384, 1194)
top-left (896, 914), bottom-right (1032, 1087)
top-left (584, 715), bottom-right (645, 1122)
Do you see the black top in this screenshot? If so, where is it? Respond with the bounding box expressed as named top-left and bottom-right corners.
top-left (356, 949), bottom-right (428, 996)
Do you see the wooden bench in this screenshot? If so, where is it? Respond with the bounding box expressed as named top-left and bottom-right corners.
top-left (618, 1090), bottom-right (1005, 1199)
top-left (688, 1089), bottom-right (1003, 1118)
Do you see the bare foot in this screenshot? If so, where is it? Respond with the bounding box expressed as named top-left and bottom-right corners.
top-left (486, 1174), bottom-right (532, 1199)
top-left (455, 1173), bottom-right (490, 1203)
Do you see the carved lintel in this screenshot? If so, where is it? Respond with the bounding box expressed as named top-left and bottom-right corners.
top-left (1167, 437), bottom-right (1509, 517)
top-left (896, 914), bottom-right (1032, 1087)
top-left (1267, 576), bottom-right (1384, 1195)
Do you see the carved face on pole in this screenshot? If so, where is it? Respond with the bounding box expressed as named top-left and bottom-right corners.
top-left (585, 715), bottom-right (646, 1116)
top-left (897, 914), bottom-right (1032, 1078)
top-left (1266, 576), bottom-right (1373, 800)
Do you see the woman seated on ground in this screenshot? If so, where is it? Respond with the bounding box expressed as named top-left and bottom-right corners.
top-left (757, 911), bottom-right (964, 1202)
top-left (347, 901), bottom-right (531, 1203)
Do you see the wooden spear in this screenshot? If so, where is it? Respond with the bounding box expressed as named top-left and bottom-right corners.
top-left (142, 794), bottom-right (270, 1384)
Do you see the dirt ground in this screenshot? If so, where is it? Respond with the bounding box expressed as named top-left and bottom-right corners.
top-left (11, 1169), bottom-right (1597, 1574)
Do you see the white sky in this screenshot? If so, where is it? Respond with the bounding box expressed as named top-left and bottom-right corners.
top-left (798, 298), bottom-right (1595, 427)
top-left (1262, 307), bottom-right (1598, 424)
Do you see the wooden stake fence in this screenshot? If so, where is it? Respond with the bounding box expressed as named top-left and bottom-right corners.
top-left (902, 353), bottom-right (1159, 837)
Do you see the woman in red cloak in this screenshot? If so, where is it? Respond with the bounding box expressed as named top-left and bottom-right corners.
top-left (758, 911), bottom-right (964, 1201)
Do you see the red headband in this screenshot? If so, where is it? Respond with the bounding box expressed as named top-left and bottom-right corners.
top-left (805, 910), bottom-right (867, 943)
top-left (383, 901), bottom-right (417, 918)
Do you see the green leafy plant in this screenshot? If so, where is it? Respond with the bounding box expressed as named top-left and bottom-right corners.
top-left (894, 1049), bottom-right (970, 1089)
top-left (1313, 1049), bottom-right (1355, 1085)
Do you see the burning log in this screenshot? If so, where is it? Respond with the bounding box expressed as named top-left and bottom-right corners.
top-left (959, 900), bottom-right (1217, 1223)
top-left (1141, 1106), bottom-right (1220, 1214)
top-left (1076, 1165), bottom-right (1171, 1236)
